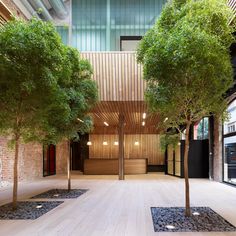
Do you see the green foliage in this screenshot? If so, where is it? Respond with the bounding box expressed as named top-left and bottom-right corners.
top-left (0, 18), bottom-right (70, 145)
top-left (160, 133), bottom-right (180, 153)
top-left (0, 18), bottom-right (98, 146)
top-left (137, 0), bottom-right (235, 133)
top-left (42, 46), bottom-right (98, 144)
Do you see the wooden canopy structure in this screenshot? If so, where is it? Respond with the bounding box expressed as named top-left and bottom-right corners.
top-left (81, 52), bottom-right (160, 135)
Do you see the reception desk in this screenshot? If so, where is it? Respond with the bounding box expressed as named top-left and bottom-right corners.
top-left (84, 158), bottom-right (147, 175)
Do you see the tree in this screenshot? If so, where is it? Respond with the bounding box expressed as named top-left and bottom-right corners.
top-left (137, 0), bottom-right (235, 216)
top-left (0, 19), bottom-right (70, 209)
top-left (44, 46), bottom-right (98, 191)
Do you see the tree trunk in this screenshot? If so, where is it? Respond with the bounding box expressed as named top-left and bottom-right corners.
top-left (67, 140), bottom-right (71, 192)
top-left (12, 136), bottom-right (19, 210)
top-left (184, 122), bottom-right (191, 216)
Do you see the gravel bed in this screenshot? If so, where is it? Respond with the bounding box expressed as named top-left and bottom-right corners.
top-left (0, 201), bottom-right (63, 220)
top-left (151, 207), bottom-right (236, 232)
top-left (31, 189), bottom-right (88, 199)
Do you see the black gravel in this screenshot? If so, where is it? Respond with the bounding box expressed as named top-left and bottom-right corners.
top-left (151, 207), bottom-right (236, 232)
top-left (31, 189), bottom-right (88, 199)
top-left (0, 201), bottom-right (63, 220)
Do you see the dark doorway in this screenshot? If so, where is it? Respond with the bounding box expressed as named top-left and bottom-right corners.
top-left (43, 144), bottom-right (56, 176)
top-left (71, 134), bottom-right (89, 172)
top-left (71, 142), bottom-right (82, 171)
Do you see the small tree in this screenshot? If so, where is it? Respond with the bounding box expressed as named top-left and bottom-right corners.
top-left (0, 19), bottom-right (70, 209)
top-left (137, 0), bottom-right (235, 216)
top-left (44, 46), bottom-right (98, 191)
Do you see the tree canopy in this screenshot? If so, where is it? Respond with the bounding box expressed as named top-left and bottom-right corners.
top-left (0, 18), bottom-right (70, 145)
top-left (0, 16), bottom-right (99, 206)
top-left (0, 18), bottom-right (74, 209)
top-left (137, 0), bottom-right (235, 129)
top-left (41, 46), bottom-right (98, 144)
top-left (137, 0), bottom-right (235, 216)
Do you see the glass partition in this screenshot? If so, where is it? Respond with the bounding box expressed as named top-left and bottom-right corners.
top-left (223, 100), bottom-right (236, 185)
top-left (71, 0), bottom-right (166, 51)
top-left (56, 26), bottom-right (69, 45)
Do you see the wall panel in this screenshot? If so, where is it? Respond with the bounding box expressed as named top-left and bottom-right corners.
top-left (88, 134), bottom-right (164, 165)
top-left (81, 52), bottom-right (144, 101)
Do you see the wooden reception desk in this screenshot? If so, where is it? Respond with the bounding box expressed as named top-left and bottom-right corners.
top-left (84, 158), bottom-right (147, 175)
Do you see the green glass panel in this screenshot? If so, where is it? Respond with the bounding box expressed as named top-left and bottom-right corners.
top-left (72, 0), bottom-right (167, 51)
top-left (56, 26), bottom-right (69, 45)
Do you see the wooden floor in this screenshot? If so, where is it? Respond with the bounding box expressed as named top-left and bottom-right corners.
top-left (1, 173), bottom-right (236, 236)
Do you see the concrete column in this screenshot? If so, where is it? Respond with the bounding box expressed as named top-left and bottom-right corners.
top-left (118, 114), bottom-right (125, 180)
top-left (213, 116), bottom-right (223, 182)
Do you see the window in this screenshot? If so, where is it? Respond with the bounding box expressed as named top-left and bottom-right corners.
top-left (193, 117), bottom-right (209, 140)
top-left (228, 122), bottom-right (236, 133)
top-left (223, 99), bottom-right (236, 185)
top-left (120, 36), bottom-right (142, 51)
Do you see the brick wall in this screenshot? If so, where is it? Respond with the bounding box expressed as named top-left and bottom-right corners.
top-left (0, 137), bottom-right (43, 184)
top-left (0, 137), bottom-right (68, 185)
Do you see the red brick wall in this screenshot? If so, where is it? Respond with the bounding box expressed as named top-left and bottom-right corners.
top-left (0, 137), bottom-right (68, 184)
top-left (0, 137), bottom-right (43, 183)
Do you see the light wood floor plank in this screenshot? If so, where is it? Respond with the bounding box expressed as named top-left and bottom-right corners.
top-left (0, 173), bottom-right (236, 236)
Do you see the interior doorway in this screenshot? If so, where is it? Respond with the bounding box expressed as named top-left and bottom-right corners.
top-left (43, 144), bottom-right (56, 176)
top-left (71, 134), bottom-right (89, 172)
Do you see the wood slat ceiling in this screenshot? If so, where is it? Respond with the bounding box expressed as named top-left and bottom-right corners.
top-left (89, 101), bottom-right (160, 134)
top-left (0, 1), bottom-right (12, 24)
top-left (228, 0), bottom-right (236, 23)
top-left (81, 52), bottom-right (160, 134)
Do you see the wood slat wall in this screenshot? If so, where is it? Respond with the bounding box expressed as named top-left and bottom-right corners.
top-left (0, 1), bottom-right (12, 24)
top-left (88, 134), bottom-right (164, 165)
top-left (228, 0), bottom-right (236, 23)
top-left (84, 159), bottom-right (147, 175)
top-left (81, 52), bottom-right (145, 101)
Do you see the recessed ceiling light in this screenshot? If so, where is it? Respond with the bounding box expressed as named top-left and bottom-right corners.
top-left (87, 141), bottom-right (92, 146)
top-left (142, 113), bottom-right (146, 119)
top-left (166, 225), bottom-right (175, 230)
top-left (77, 118), bottom-right (84, 123)
top-left (114, 141), bottom-right (119, 145)
top-left (142, 121), bottom-right (145, 126)
top-left (103, 141), bottom-right (108, 145)
top-left (104, 122), bottom-right (109, 126)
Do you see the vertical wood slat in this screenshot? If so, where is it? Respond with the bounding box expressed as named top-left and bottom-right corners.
top-left (81, 52), bottom-right (145, 101)
top-left (228, 0), bottom-right (236, 22)
top-left (88, 134), bottom-right (164, 165)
